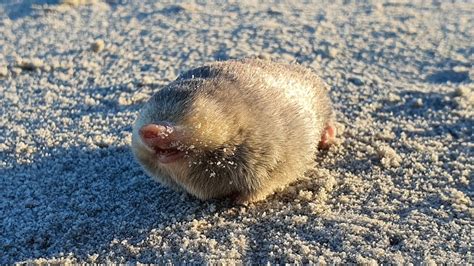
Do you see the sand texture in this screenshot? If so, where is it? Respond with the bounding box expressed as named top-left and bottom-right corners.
top-left (1, 0), bottom-right (473, 264)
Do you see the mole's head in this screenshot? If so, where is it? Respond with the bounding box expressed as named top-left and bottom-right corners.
top-left (131, 80), bottom-right (247, 192)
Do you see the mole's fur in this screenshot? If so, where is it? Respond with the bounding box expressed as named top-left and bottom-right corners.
top-left (131, 58), bottom-right (336, 203)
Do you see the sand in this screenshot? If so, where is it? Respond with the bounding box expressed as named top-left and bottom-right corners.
top-left (0, 0), bottom-right (473, 264)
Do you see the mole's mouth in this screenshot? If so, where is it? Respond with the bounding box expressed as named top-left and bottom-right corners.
top-left (154, 148), bottom-right (186, 164)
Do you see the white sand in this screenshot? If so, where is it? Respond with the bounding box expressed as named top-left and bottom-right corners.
top-left (1, 0), bottom-right (473, 263)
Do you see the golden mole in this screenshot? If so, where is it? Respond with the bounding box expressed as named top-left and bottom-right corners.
top-left (131, 58), bottom-right (336, 203)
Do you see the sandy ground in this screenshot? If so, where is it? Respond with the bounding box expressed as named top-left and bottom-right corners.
top-left (1, 0), bottom-right (473, 263)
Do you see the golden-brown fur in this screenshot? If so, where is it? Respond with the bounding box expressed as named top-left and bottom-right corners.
top-left (131, 58), bottom-right (334, 203)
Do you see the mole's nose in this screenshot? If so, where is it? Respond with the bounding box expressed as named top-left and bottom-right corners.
top-left (139, 123), bottom-right (179, 150)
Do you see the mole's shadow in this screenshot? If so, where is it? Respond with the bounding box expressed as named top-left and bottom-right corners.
top-left (0, 141), bottom-right (358, 263)
top-left (0, 145), bottom-right (224, 263)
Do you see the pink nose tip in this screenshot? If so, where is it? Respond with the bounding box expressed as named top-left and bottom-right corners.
top-left (139, 123), bottom-right (172, 138)
top-left (139, 123), bottom-right (178, 150)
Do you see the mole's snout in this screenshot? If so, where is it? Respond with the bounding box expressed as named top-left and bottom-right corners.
top-left (139, 123), bottom-right (180, 150)
top-left (139, 123), bottom-right (188, 164)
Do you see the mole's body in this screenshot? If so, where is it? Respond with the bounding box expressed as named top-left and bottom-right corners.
top-left (131, 58), bottom-right (336, 203)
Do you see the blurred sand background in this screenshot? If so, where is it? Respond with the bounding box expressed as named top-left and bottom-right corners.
top-left (0, 0), bottom-right (473, 263)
